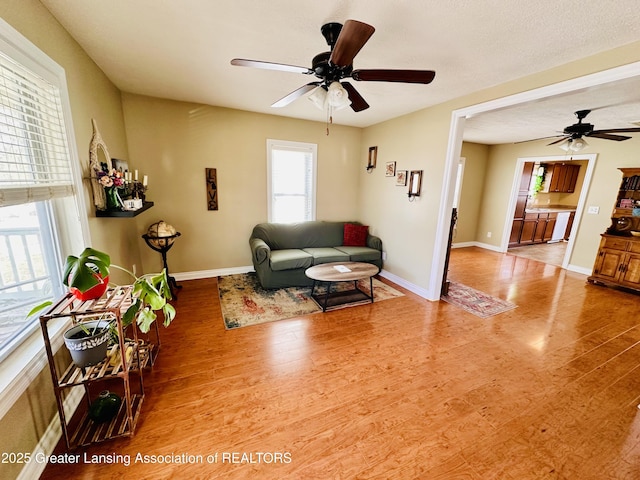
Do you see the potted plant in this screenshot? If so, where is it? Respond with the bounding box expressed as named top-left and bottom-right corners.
top-left (29, 247), bottom-right (176, 366)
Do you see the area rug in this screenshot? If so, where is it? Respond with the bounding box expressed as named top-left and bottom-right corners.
top-left (218, 272), bottom-right (404, 329)
top-left (441, 281), bottom-right (517, 318)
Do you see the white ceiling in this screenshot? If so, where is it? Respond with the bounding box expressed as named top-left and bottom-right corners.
top-left (40, 0), bottom-right (640, 144)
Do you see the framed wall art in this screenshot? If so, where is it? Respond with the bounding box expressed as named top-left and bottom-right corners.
top-left (396, 170), bottom-right (407, 186)
top-left (385, 161), bottom-right (396, 177)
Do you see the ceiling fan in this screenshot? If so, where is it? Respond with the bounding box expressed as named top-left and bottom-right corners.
top-left (520, 109), bottom-right (640, 150)
top-left (230, 20), bottom-right (436, 113)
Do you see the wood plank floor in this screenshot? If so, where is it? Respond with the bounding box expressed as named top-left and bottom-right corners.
top-left (40, 247), bottom-right (640, 479)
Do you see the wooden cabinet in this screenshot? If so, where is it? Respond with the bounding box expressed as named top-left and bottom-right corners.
top-left (588, 168), bottom-right (640, 294)
top-left (589, 235), bottom-right (640, 291)
top-left (509, 163), bottom-right (534, 247)
top-left (512, 211), bottom-right (561, 246)
top-left (544, 163), bottom-right (581, 193)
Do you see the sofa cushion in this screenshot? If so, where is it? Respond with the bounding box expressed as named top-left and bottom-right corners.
top-left (251, 221), bottom-right (351, 250)
top-left (302, 247), bottom-right (351, 265)
top-left (270, 249), bottom-right (313, 271)
top-left (343, 223), bottom-right (369, 246)
top-left (335, 246), bottom-right (382, 263)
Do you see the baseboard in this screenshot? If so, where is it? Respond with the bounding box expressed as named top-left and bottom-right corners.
top-left (173, 266), bottom-right (254, 281)
top-left (566, 264), bottom-right (591, 276)
top-left (452, 241), bottom-right (504, 252)
top-left (18, 387), bottom-right (84, 480)
top-left (379, 269), bottom-right (431, 300)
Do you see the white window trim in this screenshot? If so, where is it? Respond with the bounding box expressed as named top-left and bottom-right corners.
top-left (0, 17), bottom-right (90, 418)
top-left (266, 138), bottom-right (317, 223)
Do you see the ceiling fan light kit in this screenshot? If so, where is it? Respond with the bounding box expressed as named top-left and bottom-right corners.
top-left (230, 19), bottom-right (436, 133)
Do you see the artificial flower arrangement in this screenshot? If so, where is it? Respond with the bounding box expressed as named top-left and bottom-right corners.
top-left (94, 165), bottom-right (148, 210)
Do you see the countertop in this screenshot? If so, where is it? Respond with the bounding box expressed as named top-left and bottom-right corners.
top-left (525, 205), bottom-right (576, 213)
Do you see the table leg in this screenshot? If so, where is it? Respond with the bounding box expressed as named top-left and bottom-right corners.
top-left (370, 276), bottom-right (374, 303)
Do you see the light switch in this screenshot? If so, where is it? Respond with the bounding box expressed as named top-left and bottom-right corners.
top-left (587, 206), bottom-right (599, 214)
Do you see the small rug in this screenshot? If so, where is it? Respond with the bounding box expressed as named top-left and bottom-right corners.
top-left (218, 272), bottom-right (404, 329)
top-left (441, 281), bottom-right (517, 318)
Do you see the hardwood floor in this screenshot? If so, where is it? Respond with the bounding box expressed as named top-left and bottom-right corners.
top-left (40, 247), bottom-right (640, 479)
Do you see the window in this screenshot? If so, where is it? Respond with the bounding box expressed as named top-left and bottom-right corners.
top-left (0, 18), bottom-right (88, 362)
top-left (267, 139), bottom-right (317, 223)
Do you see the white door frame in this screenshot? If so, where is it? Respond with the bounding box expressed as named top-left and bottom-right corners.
top-left (427, 60), bottom-right (640, 300)
top-left (500, 154), bottom-right (597, 269)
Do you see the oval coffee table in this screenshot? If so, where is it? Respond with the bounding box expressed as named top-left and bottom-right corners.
top-left (305, 261), bottom-right (380, 312)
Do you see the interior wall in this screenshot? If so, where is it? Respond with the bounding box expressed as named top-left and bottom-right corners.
top-left (121, 93), bottom-right (363, 275)
top-left (456, 142), bottom-right (489, 243)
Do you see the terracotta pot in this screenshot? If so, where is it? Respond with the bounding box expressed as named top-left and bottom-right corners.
top-left (69, 274), bottom-right (109, 301)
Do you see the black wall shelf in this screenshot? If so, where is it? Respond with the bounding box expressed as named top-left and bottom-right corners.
top-left (96, 201), bottom-right (154, 218)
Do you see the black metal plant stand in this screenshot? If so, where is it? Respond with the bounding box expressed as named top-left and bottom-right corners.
top-left (142, 232), bottom-right (182, 298)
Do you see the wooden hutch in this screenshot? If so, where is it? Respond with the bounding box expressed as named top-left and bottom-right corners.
top-left (588, 168), bottom-right (640, 293)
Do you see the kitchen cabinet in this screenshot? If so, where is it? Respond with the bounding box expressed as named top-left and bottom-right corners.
top-left (543, 163), bottom-right (580, 193)
top-left (512, 211), bottom-right (561, 246)
top-left (509, 163), bottom-right (534, 247)
top-left (588, 168), bottom-right (640, 294)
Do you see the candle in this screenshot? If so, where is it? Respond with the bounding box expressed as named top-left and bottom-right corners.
top-left (143, 175), bottom-right (148, 187)
top-left (134, 169), bottom-right (138, 181)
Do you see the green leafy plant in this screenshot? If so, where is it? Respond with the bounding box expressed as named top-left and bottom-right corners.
top-left (28, 247), bottom-right (176, 334)
top-left (63, 247), bottom-right (110, 291)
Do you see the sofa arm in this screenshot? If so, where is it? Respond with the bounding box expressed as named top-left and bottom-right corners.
top-left (367, 234), bottom-right (383, 251)
top-left (249, 237), bottom-right (271, 265)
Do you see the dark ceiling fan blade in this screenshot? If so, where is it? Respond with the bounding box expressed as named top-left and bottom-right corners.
top-left (329, 20), bottom-right (375, 67)
top-left (547, 136), bottom-right (571, 146)
top-left (514, 134), bottom-right (564, 144)
top-left (590, 127), bottom-right (640, 133)
top-left (352, 69), bottom-right (436, 84)
top-left (341, 82), bottom-right (369, 112)
top-left (271, 83), bottom-right (319, 108)
top-left (587, 132), bottom-right (631, 141)
top-left (231, 58), bottom-right (313, 75)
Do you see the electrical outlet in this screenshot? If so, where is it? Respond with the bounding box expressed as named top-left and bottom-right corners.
top-left (382, 251), bottom-right (387, 261)
top-left (587, 206), bottom-right (599, 214)
top-left (132, 264), bottom-right (137, 276)
top-left (487, 232), bottom-right (492, 238)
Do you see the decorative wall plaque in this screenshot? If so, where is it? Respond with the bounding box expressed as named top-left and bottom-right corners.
top-left (206, 168), bottom-right (218, 210)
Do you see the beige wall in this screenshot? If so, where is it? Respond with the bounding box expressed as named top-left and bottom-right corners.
top-left (457, 142), bottom-right (489, 243)
top-left (121, 94), bottom-right (363, 275)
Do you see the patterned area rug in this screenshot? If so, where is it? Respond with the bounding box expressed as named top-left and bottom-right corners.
top-left (218, 272), bottom-right (404, 329)
top-left (441, 281), bottom-right (517, 318)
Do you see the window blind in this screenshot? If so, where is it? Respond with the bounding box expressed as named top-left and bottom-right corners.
top-left (0, 51), bottom-right (74, 207)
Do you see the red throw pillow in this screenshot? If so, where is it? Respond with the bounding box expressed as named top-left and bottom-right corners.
top-left (343, 223), bottom-right (369, 247)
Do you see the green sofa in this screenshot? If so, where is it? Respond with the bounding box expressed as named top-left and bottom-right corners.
top-left (249, 221), bottom-right (383, 289)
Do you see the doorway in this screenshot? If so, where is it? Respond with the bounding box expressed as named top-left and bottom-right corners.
top-left (503, 155), bottom-right (596, 268)
top-left (500, 154), bottom-right (596, 269)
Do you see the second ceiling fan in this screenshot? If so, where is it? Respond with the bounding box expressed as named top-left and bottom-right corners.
top-left (231, 19), bottom-right (436, 113)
